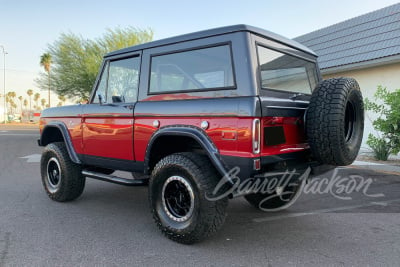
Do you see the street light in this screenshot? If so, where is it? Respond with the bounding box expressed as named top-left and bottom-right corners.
top-left (0, 45), bottom-right (7, 124)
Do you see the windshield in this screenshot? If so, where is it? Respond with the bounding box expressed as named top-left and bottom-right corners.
top-left (258, 45), bottom-right (318, 94)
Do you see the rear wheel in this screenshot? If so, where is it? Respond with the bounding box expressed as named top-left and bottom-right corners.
top-left (40, 142), bottom-right (85, 202)
top-left (149, 153), bottom-right (228, 244)
top-left (306, 77), bottom-right (364, 166)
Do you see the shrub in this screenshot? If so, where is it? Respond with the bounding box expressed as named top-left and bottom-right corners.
top-left (366, 134), bottom-right (391, 160)
top-left (364, 86), bottom-right (400, 160)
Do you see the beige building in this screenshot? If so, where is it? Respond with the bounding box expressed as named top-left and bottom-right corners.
top-left (296, 3), bottom-right (400, 157)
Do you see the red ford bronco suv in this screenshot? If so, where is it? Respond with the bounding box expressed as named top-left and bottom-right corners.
top-left (38, 25), bottom-right (364, 244)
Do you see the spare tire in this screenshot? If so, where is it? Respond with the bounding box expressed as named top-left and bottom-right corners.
top-left (306, 77), bottom-right (364, 166)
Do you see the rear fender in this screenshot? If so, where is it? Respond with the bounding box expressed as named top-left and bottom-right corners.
top-left (145, 125), bottom-right (233, 185)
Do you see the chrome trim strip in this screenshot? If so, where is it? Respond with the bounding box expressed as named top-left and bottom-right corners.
top-left (267, 106), bottom-right (308, 110)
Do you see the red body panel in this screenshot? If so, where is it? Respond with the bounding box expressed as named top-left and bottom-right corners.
top-left (82, 117), bottom-right (134, 160)
top-left (261, 116), bottom-right (308, 156)
top-left (40, 113), bottom-right (308, 163)
top-left (134, 117), bottom-right (255, 162)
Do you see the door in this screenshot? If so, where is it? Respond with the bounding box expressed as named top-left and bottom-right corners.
top-left (82, 54), bottom-right (141, 165)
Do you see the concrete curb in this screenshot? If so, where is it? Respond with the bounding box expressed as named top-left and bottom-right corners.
top-left (351, 160), bottom-right (400, 174)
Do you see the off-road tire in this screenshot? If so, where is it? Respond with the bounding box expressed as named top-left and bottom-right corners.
top-left (306, 77), bottom-right (364, 166)
top-left (40, 142), bottom-right (85, 202)
top-left (149, 153), bottom-right (228, 244)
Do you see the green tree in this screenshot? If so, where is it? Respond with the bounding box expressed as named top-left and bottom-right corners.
top-left (36, 26), bottom-right (153, 99)
top-left (365, 86), bottom-right (400, 160)
top-left (40, 53), bottom-right (52, 107)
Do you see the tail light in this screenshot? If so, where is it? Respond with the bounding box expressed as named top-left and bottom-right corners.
top-left (252, 118), bottom-right (261, 154)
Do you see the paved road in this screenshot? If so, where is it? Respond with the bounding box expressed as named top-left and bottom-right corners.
top-left (0, 126), bottom-right (399, 266)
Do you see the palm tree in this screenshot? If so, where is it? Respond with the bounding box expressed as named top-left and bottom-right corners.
top-left (18, 96), bottom-right (23, 117)
top-left (34, 93), bottom-right (40, 110)
top-left (27, 89), bottom-right (33, 120)
top-left (41, 98), bottom-right (47, 110)
top-left (11, 102), bottom-right (17, 116)
top-left (40, 53), bottom-right (52, 107)
top-left (23, 99), bottom-right (28, 121)
top-left (58, 95), bottom-right (66, 106)
top-left (6, 92), bottom-right (16, 116)
top-left (5, 95), bottom-right (9, 119)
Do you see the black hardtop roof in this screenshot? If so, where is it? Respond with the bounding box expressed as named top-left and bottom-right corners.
top-left (105, 24), bottom-right (316, 57)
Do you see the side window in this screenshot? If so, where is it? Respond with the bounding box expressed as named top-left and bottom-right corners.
top-left (149, 45), bottom-right (235, 94)
top-left (92, 56), bottom-right (140, 103)
top-left (257, 45), bottom-right (317, 94)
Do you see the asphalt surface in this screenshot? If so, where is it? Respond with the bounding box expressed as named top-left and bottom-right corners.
top-left (0, 125), bottom-right (399, 266)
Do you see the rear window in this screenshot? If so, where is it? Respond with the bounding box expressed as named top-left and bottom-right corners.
top-left (257, 45), bottom-right (317, 94)
top-left (149, 45), bottom-right (235, 94)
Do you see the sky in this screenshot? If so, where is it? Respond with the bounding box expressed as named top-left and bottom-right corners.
top-left (0, 0), bottom-right (399, 105)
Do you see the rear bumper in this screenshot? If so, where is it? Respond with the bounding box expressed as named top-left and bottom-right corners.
top-left (220, 150), bottom-right (335, 181)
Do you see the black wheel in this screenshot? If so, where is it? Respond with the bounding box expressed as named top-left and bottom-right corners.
top-left (244, 179), bottom-right (303, 211)
top-left (306, 77), bottom-right (364, 166)
top-left (149, 153), bottom-right (228, 244)
top-left (40, 142), bottom-right (85, 202)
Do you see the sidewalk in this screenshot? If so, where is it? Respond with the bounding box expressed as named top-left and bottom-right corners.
top-left (0, 123), bottom-right (39, 130)
top-left (351, 160), bottom-right (400, 174)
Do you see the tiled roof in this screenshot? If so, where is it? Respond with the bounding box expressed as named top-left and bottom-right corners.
top-left (295, 4), bottom-right (400, 70)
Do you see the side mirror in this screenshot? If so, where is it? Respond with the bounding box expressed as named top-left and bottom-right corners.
top-left (112, 95), bottom-right (125, 103)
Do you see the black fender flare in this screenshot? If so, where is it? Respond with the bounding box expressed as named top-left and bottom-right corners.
top-left (38, 121), bottom-right (81, 164)
top-left (145, 125), bottom-right (233, 185)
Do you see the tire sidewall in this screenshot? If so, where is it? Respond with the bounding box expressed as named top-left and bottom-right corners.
top-left (149, 153), bottom-right (228, 243)
top-left (40, 142), bottom-right (85, 201)
top-left (342, 88), bottom-right (364, 160)
top-left (150, 162), bottom-right (200, 233)
top-left (41, 143), bottom-right (67, 199)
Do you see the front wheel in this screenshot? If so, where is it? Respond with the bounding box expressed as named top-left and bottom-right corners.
top-left (40, 142), bottom-right (85, 202)
top-left (149, 153), bottom-right (228, 244)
